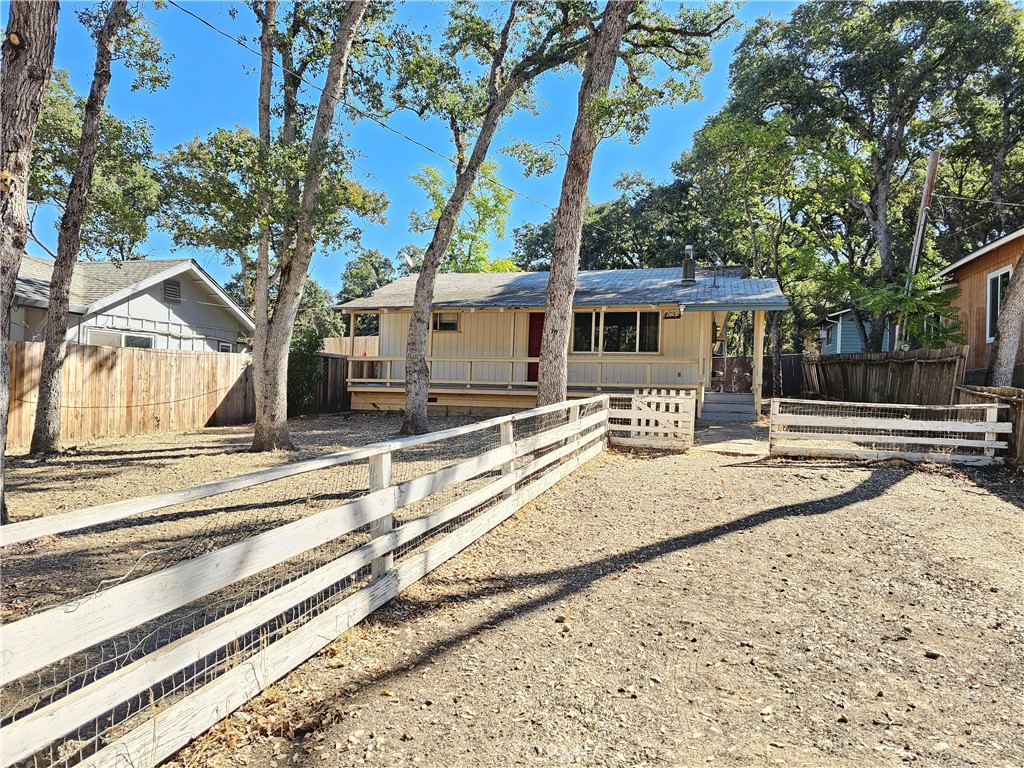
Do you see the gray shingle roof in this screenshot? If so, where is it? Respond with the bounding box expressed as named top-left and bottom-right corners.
top-left (16, 255), bottom-right (192, 310)
top-left (340, 267), bottom-right (788, 312)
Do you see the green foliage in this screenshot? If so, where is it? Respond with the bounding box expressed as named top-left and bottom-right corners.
top-left (159, 126), bottom-right (387, 284)
top-left (854, 270), bottom-right (964, 349)
top-left (76, 1), bottom-right (173, 92)
top-left (513, 172), bottom-right (699, 272)
top-left (29, 70), bottom-right (159, 260)
top-left (337, 248), bottom-right (397, 334)
top-left (409, 163), bottom-right (516, 273)
top-left (287, 279), bottom-right (344, 416)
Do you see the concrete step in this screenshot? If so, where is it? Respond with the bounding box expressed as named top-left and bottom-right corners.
top-left (703, 392), bottom-right (755, 403)
top-left (699, 411), bottom-right (757, 423)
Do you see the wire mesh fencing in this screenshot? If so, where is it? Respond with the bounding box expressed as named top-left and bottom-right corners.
top-left (768, 398), bottom-right (1010, 465)
top-left (0, 395), bottom-right (609, 768)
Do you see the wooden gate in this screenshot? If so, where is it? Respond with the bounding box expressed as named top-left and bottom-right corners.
top-left (607, 391), bottom-right (695, 450)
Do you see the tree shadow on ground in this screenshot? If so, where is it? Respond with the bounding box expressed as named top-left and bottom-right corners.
top-left (280, 468), bottom-right (905, 760)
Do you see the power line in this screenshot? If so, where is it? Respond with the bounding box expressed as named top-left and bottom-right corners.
top-left (932, 192), bottom-right (1024, 210)
top-left (164, 0), bottom-right (558, 214)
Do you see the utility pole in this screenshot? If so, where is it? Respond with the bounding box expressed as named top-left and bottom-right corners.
top-left (894, 149), bottom-right (941, 348)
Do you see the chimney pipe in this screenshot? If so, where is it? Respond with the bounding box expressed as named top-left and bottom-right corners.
top-left (681, 244), bottom-right (696, 284)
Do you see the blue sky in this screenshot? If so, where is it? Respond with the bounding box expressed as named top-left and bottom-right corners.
top-left (12, 1), bottom-right (797, 297)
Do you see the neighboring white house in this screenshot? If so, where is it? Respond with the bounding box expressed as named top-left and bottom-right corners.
top-left (12, 255), bottom-right (255, 352)
top-left (817, 308), bottom-right (892, 355)
top-left (339, 265), bottom-right (788, 418)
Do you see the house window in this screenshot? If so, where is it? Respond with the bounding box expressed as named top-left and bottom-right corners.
top-left (572, 311), bottom-right (596, 352)
top-left (431, 311), bottom-right (459, 332)
top-left (218, 342), bottom-right (234, 353)
top-left (124, 334), bottom-right (154, 349)
top-left (825, 325), bottom-right (834, 346)
top-left (603, 311), bottom-right (660, 353)
top-left (88, 330), bottom-right (122, 348)
top-left (987, 267), bottom-right (1013, 342)
top-left (163, 279), bottom-right (181, 304)
top-left (89, 329), bottom-right (155, 349)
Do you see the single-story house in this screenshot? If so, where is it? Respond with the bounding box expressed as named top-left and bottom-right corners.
top-left (12, 255), bottom-right (255, 352)
top-left (939, 227), bottom-right (1024, 385)
top-left (817, 308), bottom-right (891, 355)
top-left (339, 265), bottom-right (788, 418)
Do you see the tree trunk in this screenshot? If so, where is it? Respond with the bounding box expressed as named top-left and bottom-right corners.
top-left (0, 0), bottom-right (60, 523)
top-left (536, 0), bottom-right (635, 406)
top-left (986, 254), bottom-right (1024, 387)
top-left (399, 89), bottom-right (516, 435)
top-left (30, 0), bottom-right (128, 456)
top-left (251, 0), bottom-right (282, 450)
top-left (251, 0), bottom-right (367, 451)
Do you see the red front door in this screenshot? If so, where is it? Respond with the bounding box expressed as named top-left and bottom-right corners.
top-left (527, 312), bottom-right (544, 382)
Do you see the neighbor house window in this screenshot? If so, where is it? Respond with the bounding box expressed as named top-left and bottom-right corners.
top-left (572, 311), bottom-right (596, 352)
top-left (218, 342), bottom-right (234, 353)
top-left (987, 267), bottom-right (1013, 342)
top-left (825, 325), bottom-right (834, 346)
top-left (163, 279), bottom-right (181, 304)
top-left (431, 311), bottom-right (460, 332)
top-left (89, 329), bottom-right (155, 349)
top-left (123, 334), bottom-right (153, 349)
top-left (88, 330), bottom-right (122, 348)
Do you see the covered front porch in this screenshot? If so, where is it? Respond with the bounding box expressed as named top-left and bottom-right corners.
top-left (342, 306), bottom-right (770, 418)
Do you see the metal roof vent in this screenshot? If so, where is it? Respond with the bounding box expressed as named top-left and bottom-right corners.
top-left (681, 245), bottom-right (696, 284)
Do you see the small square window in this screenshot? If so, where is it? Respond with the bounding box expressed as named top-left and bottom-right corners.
top-left (218, 342), bottom-right (233, 353)
top-left (431, 311), bottom-right (459, 332)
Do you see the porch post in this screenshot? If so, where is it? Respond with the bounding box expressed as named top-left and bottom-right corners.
top-left (752, 310), bottom-right (766, 415)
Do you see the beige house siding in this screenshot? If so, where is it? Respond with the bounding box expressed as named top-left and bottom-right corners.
top-left (376, 307), bottom-right (710, 390)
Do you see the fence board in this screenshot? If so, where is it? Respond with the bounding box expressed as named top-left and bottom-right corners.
top-left (801, 346), bottom-right (968, 405)
top-left (956, 385), bottom-right (1024, 468)
top-left (769, 397), bottom-right (1008, 466)
top-left (42, 406), bottom-right (605, 768)
top-left (6, 342), bottom-right (255, 448)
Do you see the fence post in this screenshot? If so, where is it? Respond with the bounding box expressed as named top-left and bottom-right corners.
top-left (984, 405), bottom-right (998, 458)
top-left (368, 451), bottom-right (394, 578)
top-left (769, 398), bottom-right (781, 455)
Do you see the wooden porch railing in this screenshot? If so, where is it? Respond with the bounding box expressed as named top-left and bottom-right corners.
top-left (347, 355), bottom-right (703, 391)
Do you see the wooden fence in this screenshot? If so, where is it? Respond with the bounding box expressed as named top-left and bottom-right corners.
top-left (769, 397), bottom-right (1010, 466)
top-left (0, 395), bottom-right (609, 768)
top-left (801, 346), bottom-right (968, 405)
top-left (956, 385), bottom-right (1024, 468)
top-left (321, 335), bottom-right (379, 357)
top-left (607, 391), bottom-right (695, 450)
top-left (6, 341), bottom-right (254, 447)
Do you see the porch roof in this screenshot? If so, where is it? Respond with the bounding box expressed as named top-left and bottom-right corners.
top-left (340, 267), bottom-right (789, 313)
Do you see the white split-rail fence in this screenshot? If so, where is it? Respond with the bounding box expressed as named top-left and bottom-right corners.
top-left (0, 395), bottom-right (610, 768)
top-left (607, 390), bottom-right (696, 451)
top-left (769, 398), bottom-right (1011, 466)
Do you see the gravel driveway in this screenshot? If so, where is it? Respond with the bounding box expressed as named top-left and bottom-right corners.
top-left (166, 444), bottom-right (1023, 768)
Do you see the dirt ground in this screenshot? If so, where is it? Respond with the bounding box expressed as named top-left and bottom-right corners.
top-left (161, 431), bottom-right (1022, 768)
top-left (4, 418), bottom-right (1023, 767)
